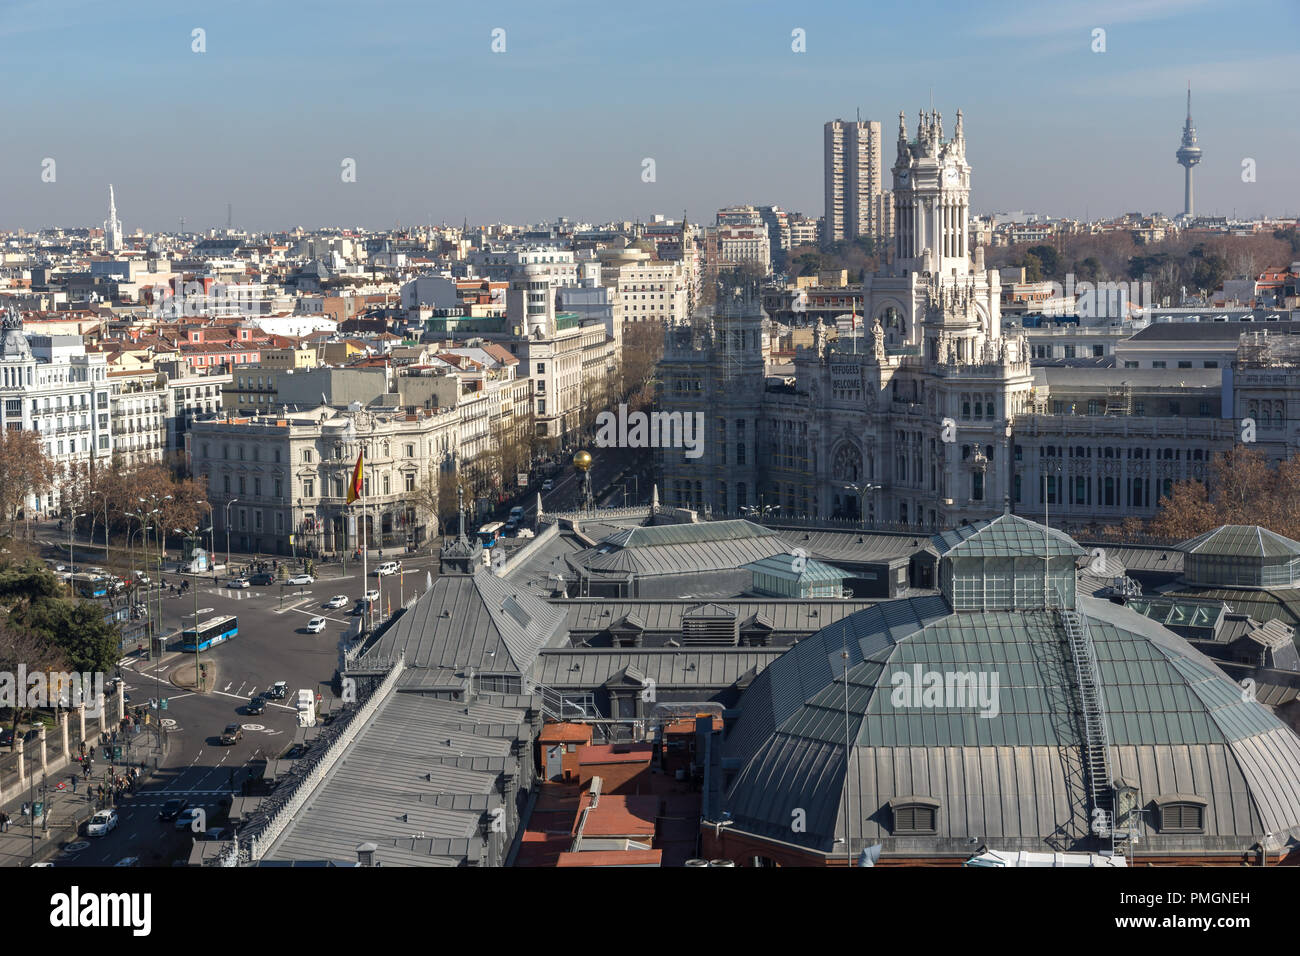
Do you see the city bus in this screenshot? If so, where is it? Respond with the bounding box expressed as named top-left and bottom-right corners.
top-left (476, 522), bottom-right (505, 548)
top-left (69, 572), bottom-right (109, 599)
top-left (178, 615), bottom-right (239, 652)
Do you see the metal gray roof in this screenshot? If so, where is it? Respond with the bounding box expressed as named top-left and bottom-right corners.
top-left (602, 519), bottom-right (781, 549)
top-left (560, 599), bottom-right (878, 637)
top-left (1181, 525), bottom-right (1300, 559)
top-left (366, 570), bottom-right (568, 674)
top-left (743, 553), bottom-right (853, 584)
top-left (777, 528), bottom-right (931, 563)
top-left (932, 513), bottom-right (1087, 559)
top-left (721, 593), bottom-right (1300, 854)
top-left (263, 692), bottom-right (529, 866)
top-left (536, 649), bottom-right (785, 689)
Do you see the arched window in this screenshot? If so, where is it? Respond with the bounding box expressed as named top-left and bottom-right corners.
top-left (831, 443), bottom-right (863, 483)
top-left (1156, 796), bottom-right (1206, 833)
top-left (889, 797), bottom-right (940, 835)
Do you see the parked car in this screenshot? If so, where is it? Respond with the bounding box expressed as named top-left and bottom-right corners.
top-left (0, 728), bottom-right (13, 747)
top-left (227, 578), bottom-right (250, 589)
top-left (266, 681), bottom-right (289, 700)
top-left (158, 798), bottom-right (188, 821)
top-left (287, 573), bottom-right (314, 586)
top-left (249, 573), bottom-right (275, 586)
top-left (87, 810), bottom-right (118, 837)
top-left (220, 723), bottom-right (243, 745)
top-left (174, 808), bottom-right (203, 831)
top-left (246, 696), bottom-right (266, 715)
top-left (324, 595), bottom-right (348, 609)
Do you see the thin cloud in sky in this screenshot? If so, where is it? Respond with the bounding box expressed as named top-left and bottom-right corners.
top-left (977, 0), bottom-right (1214, 37)
top-left (1078, 54), bottom-right (1300, 96)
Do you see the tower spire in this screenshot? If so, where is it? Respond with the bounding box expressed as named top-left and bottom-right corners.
top-left (1175, 82), bottom-right (1202, 219)
top-left (104, 184), bottom-right (123, 252)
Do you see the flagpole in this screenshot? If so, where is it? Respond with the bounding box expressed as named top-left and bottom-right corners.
top-left (362, 441), bottom-right (369, 631)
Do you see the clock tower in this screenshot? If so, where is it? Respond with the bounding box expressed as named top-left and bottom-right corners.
top-left (892, 109), bottom-right (970, 277)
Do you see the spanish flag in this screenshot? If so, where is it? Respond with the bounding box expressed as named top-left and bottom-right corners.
top-left (346, 450), bottom-right (364, 504)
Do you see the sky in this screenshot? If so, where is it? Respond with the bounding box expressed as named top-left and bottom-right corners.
top-left (2, 0), bottom-right (1298, 233)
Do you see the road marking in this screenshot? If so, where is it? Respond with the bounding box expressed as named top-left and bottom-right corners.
top-left (167, 692), bottom-right (195, 702)
top-left (212, 689), bottom-right (257, 702)
top-left (273, 598), bottom-right (314, 614)
top-left (223, 683), bottom-right (232, 692)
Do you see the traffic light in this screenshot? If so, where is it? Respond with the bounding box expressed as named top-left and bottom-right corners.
top-left (113, 746), bottom-right (122, 760)
top-left (102, 747), bottom-right (111, 761)
top-left (160, 698), bottom-right (168, 710)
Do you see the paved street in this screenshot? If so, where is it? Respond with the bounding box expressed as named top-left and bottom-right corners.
top-left (20, 548), bottom-right (445, 867)
top-left (10, 449), bottom-right (642, 867)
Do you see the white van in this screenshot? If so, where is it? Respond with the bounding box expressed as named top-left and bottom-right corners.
top-left (374, 561), bottom-right (399, 576)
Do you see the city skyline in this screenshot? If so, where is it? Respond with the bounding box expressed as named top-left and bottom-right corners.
top-left (2, 0), bottom-right (1298, 233)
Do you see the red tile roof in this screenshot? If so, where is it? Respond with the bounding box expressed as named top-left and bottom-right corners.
top-left (555, 850), bottom-right (661, 867)
top-left (539, 723), bottom-right (593, 744)
top-left (575, 794), bottom-right (657, 838)
top-left (577, 743), bottom-right (654, 766)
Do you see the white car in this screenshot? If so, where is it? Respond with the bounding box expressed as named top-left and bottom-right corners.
top-left (227, 578), bottom-right (250, 589)
top-left (324, 595), bottom-right (348, 609)
top-left (364, 589), bottom-right (380, 603)
top-left (287, 573), bottom-right (314, 586)
top-left (87, 810), bottom-right (118, 837)
top-left (306, 617), bottom-right (327, 633)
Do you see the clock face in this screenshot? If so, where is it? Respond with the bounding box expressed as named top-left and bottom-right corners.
top-left (897, 168), bottom-right (910, 186)
top-left (944, 167), bottom-right (959, 186)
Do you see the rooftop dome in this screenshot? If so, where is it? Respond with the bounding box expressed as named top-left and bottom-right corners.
top-left (1180, 525), bottom-right (1300, 589)
top-left (719, 517), bottom-right (1300, 861)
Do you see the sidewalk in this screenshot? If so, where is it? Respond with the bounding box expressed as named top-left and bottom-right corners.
top-left (0, 723), bottom-right (169, 867)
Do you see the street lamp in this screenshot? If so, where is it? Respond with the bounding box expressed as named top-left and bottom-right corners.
top-left (842, 482), bottom-right (882, 529)
top-left (69, 513), bottom-right (88, 580)
top-left (177, 526), bottom-right (203, 691)
top-left (202, 501), bottom-right (215, 565)
top-left (225, 498), bottom-right (239, 569)
top-left (89, 489), bottom-right (110, 561)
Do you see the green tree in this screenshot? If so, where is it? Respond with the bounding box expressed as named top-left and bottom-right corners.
top-left (0, 560), bottom-right (119, 675)
top-left (1022, 252), bottom-right (1044, 283)
top-left (1026, 244), bottom-right (1060, 279)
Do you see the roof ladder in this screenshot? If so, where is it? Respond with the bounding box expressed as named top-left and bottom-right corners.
top-left (1050, 589), bottom-right (1118, 854)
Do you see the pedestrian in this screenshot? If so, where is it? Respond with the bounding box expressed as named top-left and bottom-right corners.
top-left (71, 775), bottom-right (77, 794)
top-left (0, 810), bottom-right (9, 832)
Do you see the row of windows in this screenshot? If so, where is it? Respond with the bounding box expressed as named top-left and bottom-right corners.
top-left (1026, 444), bottom-right (1208, 461)
top-left (884, 800), bottom-right (1204, 835)
top-left (219, 471), bottom-right (417, 499)
top-left (1050, 399), bottom-right (1212, 417)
